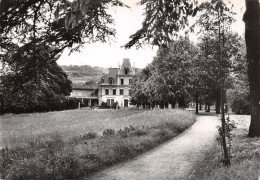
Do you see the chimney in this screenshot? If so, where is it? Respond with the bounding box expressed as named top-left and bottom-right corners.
top-left (118, 61), bottom-right (121, 73)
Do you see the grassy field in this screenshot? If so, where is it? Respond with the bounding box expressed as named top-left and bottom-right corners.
top-left (0, 108), bottom-right (196, 179)
top-left (0, 108), bottom-right (147, 147)
top-left (191, 115), bottom-right (260, 180)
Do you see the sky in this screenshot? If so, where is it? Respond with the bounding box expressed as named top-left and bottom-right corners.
top-left (57, 0), bottom-right (246, 69)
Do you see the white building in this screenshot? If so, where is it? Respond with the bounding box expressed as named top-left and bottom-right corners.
top-left (99, 58), bottom-right (139, 107)
top-left (70, 85), bottom-right (99, 107)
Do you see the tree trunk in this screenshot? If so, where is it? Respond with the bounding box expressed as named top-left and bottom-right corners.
top-left (216, 89), bottom-right (221, 114)
top-left (170, 100), bottom-right (176, 108)
top-left (178, 95), bottom-right (186, 108)
top-left (244, 0), bottom-right (260, 137)
top-left (195, 91), bottom-right (199, 114)
top-left (0, 94), bottom-right (3, 115)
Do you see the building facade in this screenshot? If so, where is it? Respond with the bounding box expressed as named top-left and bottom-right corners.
top-left (70, 85), bottom-right (99, 107)
top-left (99, 58), bottom-right (138, 107)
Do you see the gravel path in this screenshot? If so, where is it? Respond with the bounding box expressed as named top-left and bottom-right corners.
top-left (88, 112), bottom-right (220, 180)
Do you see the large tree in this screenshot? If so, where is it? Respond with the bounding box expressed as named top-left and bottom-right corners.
top-left (243, 0), bottom-right (260, 137)
top-left (1, 43), bottom-right (72, 113)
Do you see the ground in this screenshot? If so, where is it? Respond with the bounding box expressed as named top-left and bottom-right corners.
top-left (191, 114), bottom-right (260, 180)
top-left (1, 109), bottom-right (259, 179)
top-left (87, 112), bottom-right (220, 180)
top-left (0, 108), bottom-right (195, 179)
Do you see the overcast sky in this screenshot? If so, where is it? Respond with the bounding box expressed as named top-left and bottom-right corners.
top-left (57, 0), bottom-right (245, 69)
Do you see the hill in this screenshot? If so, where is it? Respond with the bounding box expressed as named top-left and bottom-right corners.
top-left (60, 65), bottom-right (108, 86)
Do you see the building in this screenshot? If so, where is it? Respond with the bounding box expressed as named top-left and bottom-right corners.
top-left (99, 58), bottom-right (138, 107)
top-left (70, 84), bottom-right (99, 107)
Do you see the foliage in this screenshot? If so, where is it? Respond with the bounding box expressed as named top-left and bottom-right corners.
top-left (102, 128), bottom-right (115, 137)
top-left (124, 0), bottom-right (199, 48)
top-left (227, 89), bottom-right (251, 115)
top-left (193, 0), bottom-right (237, 114)
top-left (0, 0), bottom-right (127, 55)
top-left (130, 37), bottom-right (200, 108)
top-left (100, 101), bottom-right (110, 109)
top-left (129, 65), bottom-right (152, 107)
top-left (0, 43), bottom-right (74, 113)
top-left (0, 109), bottom-right (195, 179)
top-left (216, 116), bottom-right (236, 164)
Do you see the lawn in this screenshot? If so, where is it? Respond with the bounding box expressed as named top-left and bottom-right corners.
top-left (0, 108), bottom-right (196, 179)
top-left (191, 115), bottom-right (260, 180)
top-left (0, 108), bottom-right (147, 147)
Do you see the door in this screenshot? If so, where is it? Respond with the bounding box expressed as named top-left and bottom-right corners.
top-left (124, 99), bottom-right (128, 107)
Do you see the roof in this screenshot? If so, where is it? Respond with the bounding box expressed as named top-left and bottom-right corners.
top-left (119, 58), bottom-right (134, 75)
top-left (72, 84), bottom-right (98, 90)
top-left (101, 58), bottom-right (139, 85)
top-left (101, 68), bottom-right (118, 84)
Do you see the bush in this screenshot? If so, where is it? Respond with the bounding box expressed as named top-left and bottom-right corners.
top-left (82, 132), bottom-right (97, 140)
top-left (228, 89), bottom-right (251, 114)
top-left (102, 129), bottom-right (115, 137)
top-left (2, 97), bottom-right (82, 114)
top-left (100, 102), bottom-right (110, 109)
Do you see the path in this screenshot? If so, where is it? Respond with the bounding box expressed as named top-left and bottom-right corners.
top-left (87, 112), bottom-right (220, 180)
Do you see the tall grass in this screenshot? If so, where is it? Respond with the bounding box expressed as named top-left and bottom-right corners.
top-left (0, 109), bottom-right (195, 179)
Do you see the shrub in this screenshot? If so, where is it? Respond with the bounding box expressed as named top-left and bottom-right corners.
top-left (100, 102), bottom-right (110, 109)
top-left (102, 129), bottom-right (115, 137)
top-left (82, 132), bottom-right (97, 140)
top-left (2, 97), bottom-right (81, 114)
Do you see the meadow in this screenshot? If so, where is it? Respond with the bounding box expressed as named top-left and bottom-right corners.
top-left (0, 108), bottom-right (196, 179)
top-left (0, 108), bottom-right (147, 147)
top-left (191, 115), bottom-right (260, 180)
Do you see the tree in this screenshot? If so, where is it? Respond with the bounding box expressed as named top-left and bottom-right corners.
top-left (243, 0), bottom-right (260, 137)
top-left (151, 37), bottom-right (199, 108)
top-left (0, 0), bottom-right (127, 55)
top-left (193, 1), bottom-right (235, 114)
top-left (130, 65), bottom-right (152, 108)
top-left (130, 37), bottom-right (199, 109)
top-left (124, 0), bottom-right (199, 48)
top-left (1, 43), bottom-right (72, 113)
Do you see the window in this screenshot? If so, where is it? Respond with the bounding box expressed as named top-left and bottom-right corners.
top-left (125, 68), bottom-right (128, 75)
top-left (113, 89), bottom-right (116, 95)
top-left (129, 79), bottom-right (132, 84)
top-left (105, 89), bottom-right (109, 95)
top-left (121, 79), bottom-right (124, 85)
top-left (120, 89), bottom-right (124, 95)
top-left (101, 78), bottom-right (104, 83)
top-left (109, 77), bottom-right (114, 84)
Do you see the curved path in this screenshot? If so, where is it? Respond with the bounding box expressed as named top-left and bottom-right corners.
top-left (88, 112), bottom-right (220, 180)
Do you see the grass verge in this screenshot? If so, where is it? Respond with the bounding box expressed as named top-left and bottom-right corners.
top-left (190, 115), bottom-right (260, 180)
top-left (0, 109), bottom-right (195, 180)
